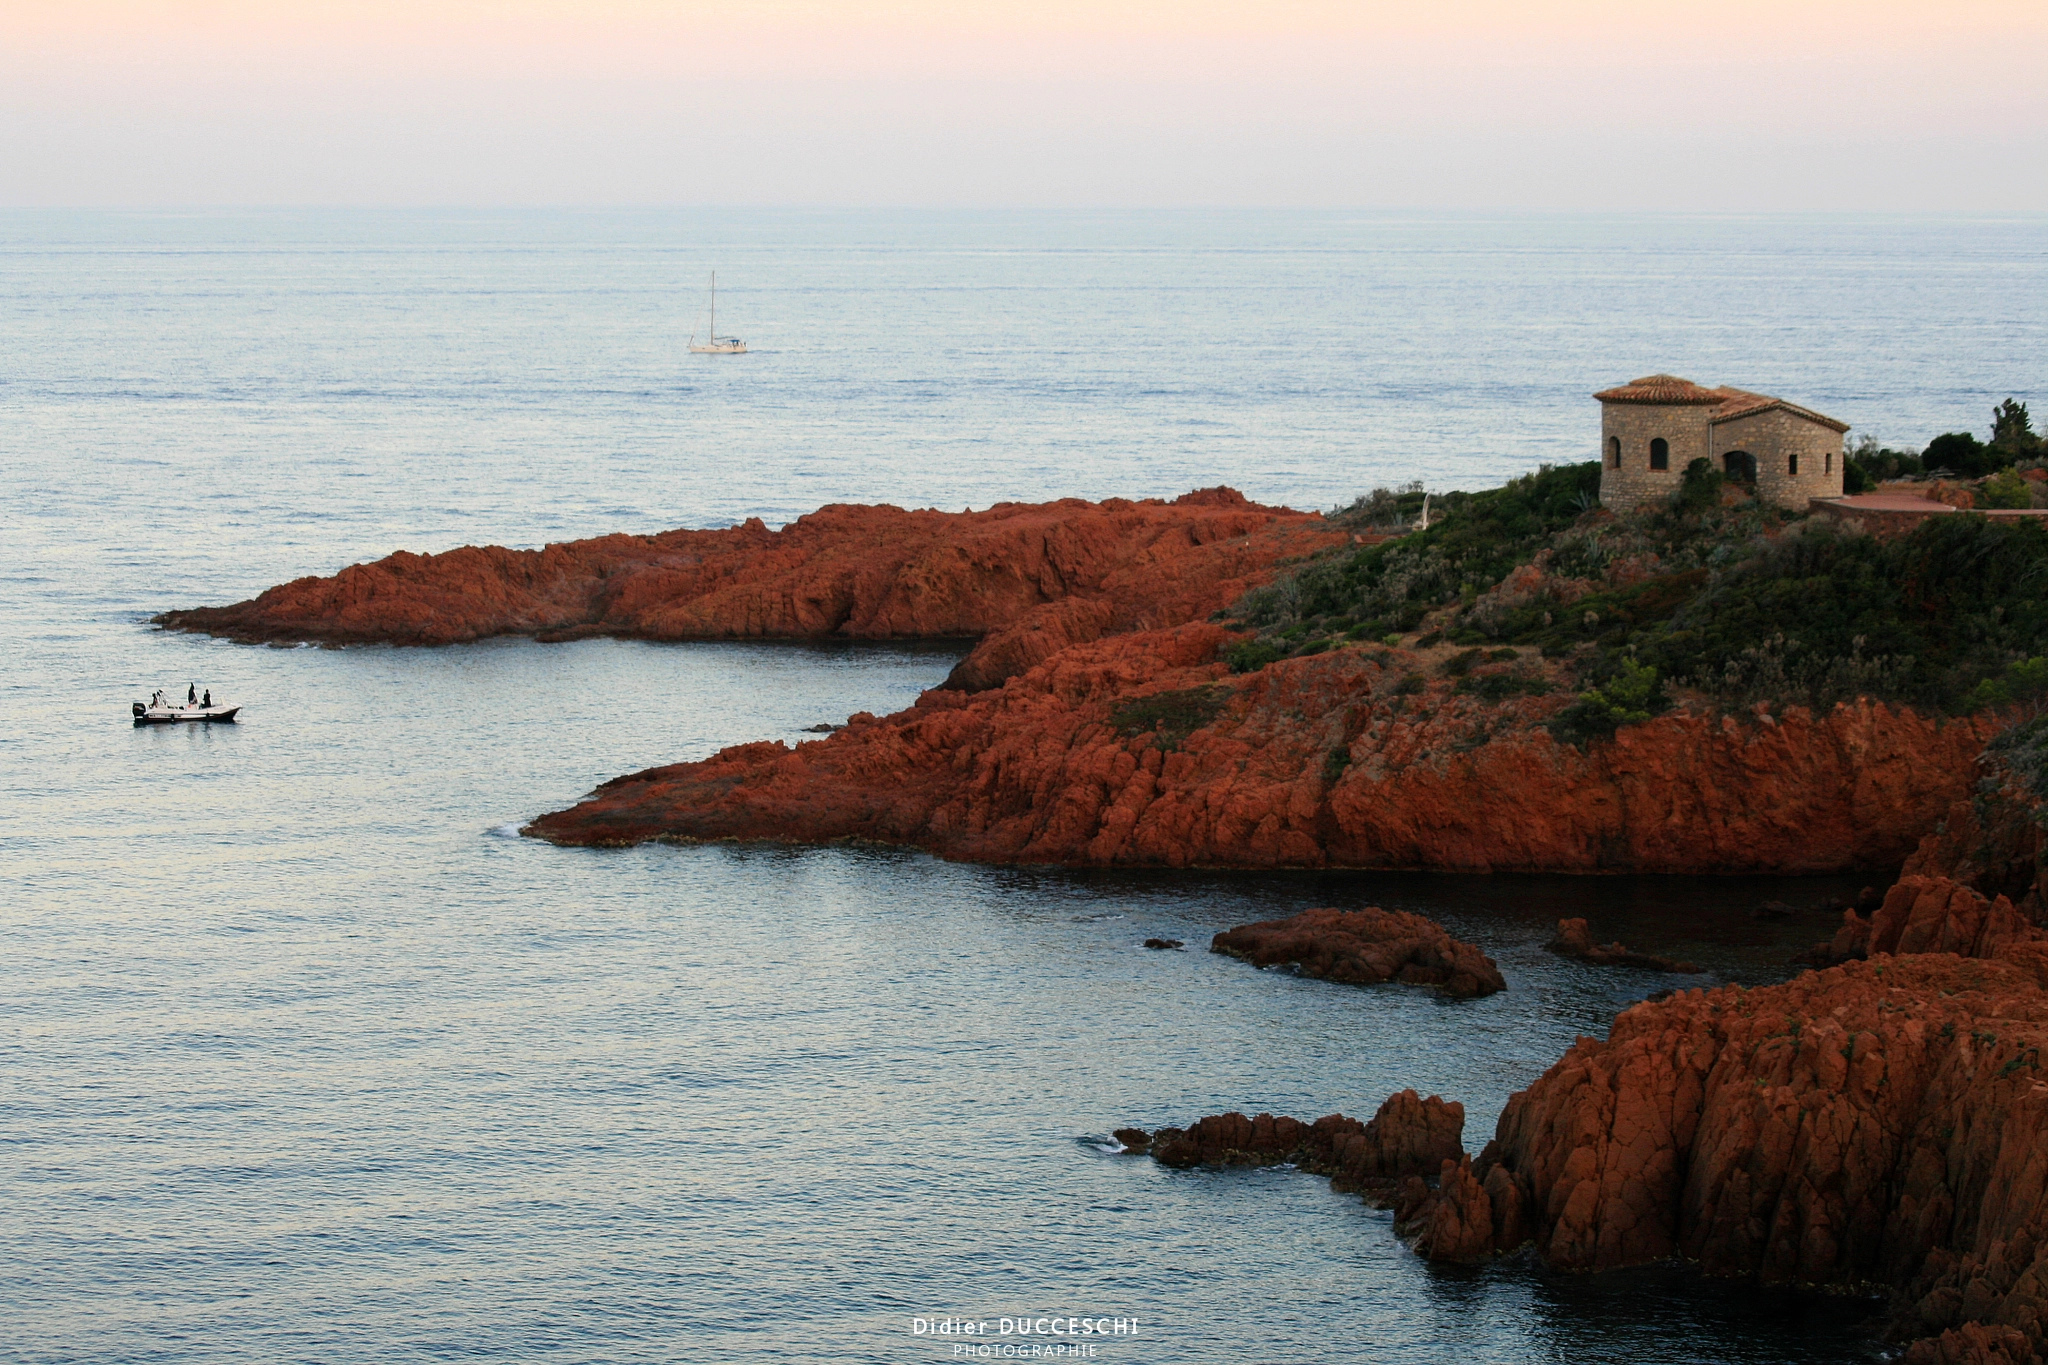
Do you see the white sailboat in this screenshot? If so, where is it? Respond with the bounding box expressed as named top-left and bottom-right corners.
top-left (687, 272), bottom-right (746, 355)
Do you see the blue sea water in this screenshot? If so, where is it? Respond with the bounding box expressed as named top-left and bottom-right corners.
top-left (1, 209), bottom-right (2044, 1364)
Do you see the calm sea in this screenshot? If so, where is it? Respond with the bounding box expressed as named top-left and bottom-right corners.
top-left (3, 210), bottom-right (2043, 1364)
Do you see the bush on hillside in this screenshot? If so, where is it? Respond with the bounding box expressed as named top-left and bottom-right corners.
top-left (1991, 399), bottom-right (2042, 464)
top-left (1981, 468), bottom-right (2032, 509)
top-left (1845, 435), bottom-right (1925, 492)
top-left (1230, 462), bottom-right (1603, 635)
top-left (1672, 457), bottom-right (1725, 515)
top-left (1926, 431), bottom-right (2001, 479)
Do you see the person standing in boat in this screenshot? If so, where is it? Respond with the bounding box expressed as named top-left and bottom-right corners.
top-left (188, 683), bottom-right (197, 706)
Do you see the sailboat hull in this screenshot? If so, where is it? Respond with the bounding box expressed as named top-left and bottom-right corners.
top-left (689, 342), bottom-right (747, 354)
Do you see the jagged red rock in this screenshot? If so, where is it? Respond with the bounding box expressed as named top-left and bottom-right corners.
top-left (152, 491), bottom-right (1341, 694)
top-left (1544, 917), bottom-right (1700, 974)
top-left (1145, 1089), bottom-right (1465, 1194)
top-left (1407, 879), bottom-right (2048, 1358)
top-left (1212, 906), bottom-right (1506, 999)
top-left (527, 624), bottom-right (2003, 877)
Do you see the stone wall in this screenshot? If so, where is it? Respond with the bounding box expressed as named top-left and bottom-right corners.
top-left (1712, 408), bottom-right (1844, 508)
top-left (1597, 402), bottom-right (1716, 513)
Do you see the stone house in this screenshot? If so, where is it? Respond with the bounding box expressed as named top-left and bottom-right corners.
top-left (1596, 374), bottom-right (1848, 512)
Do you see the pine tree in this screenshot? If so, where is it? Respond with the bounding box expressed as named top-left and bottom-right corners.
top-left (1991, 398), bottom-right (2039, 457)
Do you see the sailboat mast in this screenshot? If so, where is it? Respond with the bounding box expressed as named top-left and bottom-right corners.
top-left (709, 271), bottom-right (715, 340)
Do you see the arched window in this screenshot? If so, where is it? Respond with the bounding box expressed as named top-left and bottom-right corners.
top-left (1649, 438), bottom-right (1669, 471)
top-left (1608, 437), bottom-right (1621, 469)
top-left (1789, 453), bottom-right (1800, 476)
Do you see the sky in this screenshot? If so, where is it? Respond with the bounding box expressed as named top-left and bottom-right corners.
top-left (3, 0), bottom-right (2045, 209)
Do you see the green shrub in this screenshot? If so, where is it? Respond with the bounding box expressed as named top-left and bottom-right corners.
top-left (1488, 647), bottom-right (1519, 662)
top-left (1225, 640), bottom-right (1286, 674)
top-left (1457, 671), bottom-right (1554, 702)
top-left (1380, 632), bottom-right (1403, 646)
top-left (1232, 461), bottom-right (1603, 636)
top-left (1647, 515), bottom-right (2048, 711)
top-left (1547, 659), bottom-right (1661, 748)
top-left (1442, 648), bottom-right (1485, 677)
top-left (1926, 431), bottom-right (2001, 479)
top-left (1673, 457), bottom-right (1725, 515)
top-left (1392, 673), bottom-right (1426, 696)
top-left (1981, 468), bottom-right (2031, 510)
top-left (1322, 747), bottom-right (1353, 783)
top-left (1846, 437), bottom-right (1924, 492)
top-left (1990, 399), bottom-right (2042, 464)
top-left (1964, 657), bottom-right (2048, 712)
top-left (1108, 686), bottom-right (1228, 750)
top-left (1991, 711), bottom-right (2048, 806)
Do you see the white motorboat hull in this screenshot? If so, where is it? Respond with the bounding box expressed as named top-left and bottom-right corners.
top-left (133, 703), bottom-right (240, 725)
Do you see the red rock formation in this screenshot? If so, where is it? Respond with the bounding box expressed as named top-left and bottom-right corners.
top-left (1407, 885), bottom-right (2048, 1358)
top-left (153, 491), bottom-right (1341, 686)
top-left (1212, 907), bottom-right (1505, 999)
top-left (528, 624), bottom-right (2004, 877)
top-left (1867, 876), bottom-right (2040, 958)
top-left (1303, 1089), bottom-right (1468, 1190)
top-left (1900, 749), bottom-right (2047, 916)
top-left (1143, 1089), bottom-right (1465, 1192)
top-left (1544, 917), bottom-right (1700, 974)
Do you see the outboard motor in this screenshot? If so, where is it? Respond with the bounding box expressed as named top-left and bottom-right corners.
top-left (132, 701), bottom-right (146, 719)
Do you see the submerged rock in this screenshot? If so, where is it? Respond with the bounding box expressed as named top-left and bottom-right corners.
top-left (1142, 938), bottom-right (1183, 950)
top-left (1543, 917), bottom-right (1700, 973)
top-left (1212, 906), bottom-right (1506, 999)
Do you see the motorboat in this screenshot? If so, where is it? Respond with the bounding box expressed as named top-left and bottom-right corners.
top-left (133, 689), bottom-right (240, 725)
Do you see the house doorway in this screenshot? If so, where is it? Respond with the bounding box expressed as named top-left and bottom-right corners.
top-left (1723, 450), bottom-right (1757, 484)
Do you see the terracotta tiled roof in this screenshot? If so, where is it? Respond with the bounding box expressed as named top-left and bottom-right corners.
top-left (1708, 387), bottom-right (1851, 433)
top-left (1593, 374), bottom-right (1851, 431)
top-left (1593, 374), bottom-right (1727, 405)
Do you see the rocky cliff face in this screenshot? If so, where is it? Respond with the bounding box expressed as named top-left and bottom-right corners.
top-left (528, 622), bottom-right (2002, 877)
top-left (154, 491), bottom-right (1341, 691)
top-left (1407, 877), bottom-right (2048, 1362)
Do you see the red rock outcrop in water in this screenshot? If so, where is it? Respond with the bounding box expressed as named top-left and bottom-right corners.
top-left (1212, 906), bottom-right (1506, 998)
top-left (1405, 878), bottom-right (2048, 1360)
top-left (153, 491), bottom-right (1340, 690)
top-left (1139, 1089), bottom-right (1467, 1190)
top-left (527, 625), bottom-right (2002, 877)
top-left (1544, 917), bottom-right (1700, 974)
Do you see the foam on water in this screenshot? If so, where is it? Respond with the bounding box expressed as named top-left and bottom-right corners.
top-left (1, 208), bottom-right (2041, 1363)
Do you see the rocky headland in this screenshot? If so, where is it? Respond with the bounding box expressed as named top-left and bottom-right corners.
top-left (524, 625), bottom-right (1998, 874)
top-left (153, 490), bottom-right (1342, 694)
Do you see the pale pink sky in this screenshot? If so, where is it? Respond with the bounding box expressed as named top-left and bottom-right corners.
top-left (4, 0), bottom-right (2044, 207)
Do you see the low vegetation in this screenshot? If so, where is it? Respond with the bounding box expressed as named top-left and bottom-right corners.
top-left (1108, 686), bottom-right (1229, 750)
top-left (1222, 398), bottom-right (2048, 737)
